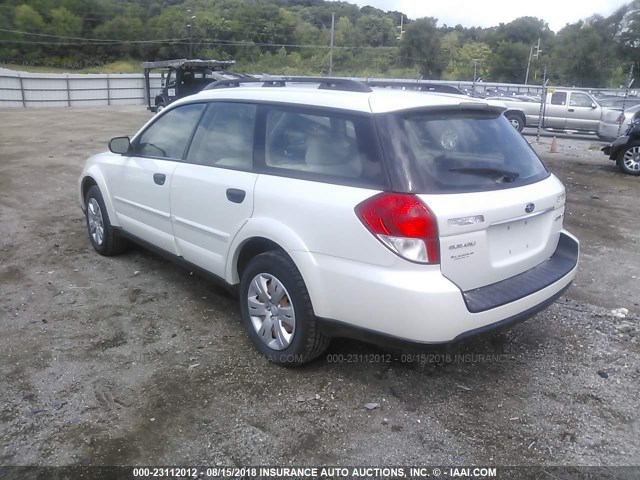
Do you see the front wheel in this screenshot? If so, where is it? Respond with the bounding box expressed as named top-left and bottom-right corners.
top-left (155, 100), bottom-right (165, 114)
top-left (239, 251), bottom-right (330, 366)
top-left (617, 142), bottom-right (640, 175)
top-left (85, 186), bottom-right (128, 255)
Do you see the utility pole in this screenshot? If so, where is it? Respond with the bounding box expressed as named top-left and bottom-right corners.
top-left (525, 45), bottom-right (533, 85)
top-left (187, 9), bottom-right (196, 58)
top-left (525, 38), bottom-right (541, 86)
top-left (536, 65), bottom-right (548, 143)
top-left (471, 59), bottom-right (481, 96)
top-left (397, 14), bottom-right (405, 40)
top-left (329, 12), bottom-right (335, 75)
top-left (618, 63), bottom-right (635, 137)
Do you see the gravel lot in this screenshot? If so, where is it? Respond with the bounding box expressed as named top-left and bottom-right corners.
top-left (0, 107), bottom-right (639, 468)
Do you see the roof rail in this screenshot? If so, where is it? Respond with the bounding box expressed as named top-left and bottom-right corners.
top-left (367, 80), bottom-right (465, 95)
top-left (204, 76), bottom-right (372, 93)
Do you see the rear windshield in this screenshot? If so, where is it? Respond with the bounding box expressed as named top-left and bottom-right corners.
top-left (377, 109), bottom-right (549, 193)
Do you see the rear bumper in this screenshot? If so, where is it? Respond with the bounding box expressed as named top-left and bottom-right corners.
top-left (318, 282), bottom-right (572, 348)
top-left (598, 122), bottom-right (622, 142)
top-left (462, 232), bottom-right (578, 313)
top-left (294, 230), bottom-right (579, 344)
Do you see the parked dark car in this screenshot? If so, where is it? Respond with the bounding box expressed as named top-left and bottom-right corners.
top-left (602, 110), bottom-right (640, 175)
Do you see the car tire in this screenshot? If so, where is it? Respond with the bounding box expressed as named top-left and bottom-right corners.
top-left (616, 141), bottom-right (640, 175)
top-left (85, 186), bottom-right (128, 255)
top-left (504, 112), bottom-right (525, 132)
top-left (155, 100), bottom-right (165, 114)
top-left (239, 250), bottom-right (330, 366)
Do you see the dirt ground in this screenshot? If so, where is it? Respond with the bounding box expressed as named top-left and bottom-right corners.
top-left (0, 107), bottom-right (639, 469)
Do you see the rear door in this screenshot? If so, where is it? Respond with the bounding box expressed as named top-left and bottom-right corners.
top-left (170, 102), bottom-right (258, 278)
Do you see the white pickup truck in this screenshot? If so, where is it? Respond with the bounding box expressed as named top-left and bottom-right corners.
top-left (496, 89), bottom-right (606, 135)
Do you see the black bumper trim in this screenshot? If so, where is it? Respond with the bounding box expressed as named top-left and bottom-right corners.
top-left (462, 233), bottom-right (579, 313)
top-left (453, 282), bottom-right (571, 342)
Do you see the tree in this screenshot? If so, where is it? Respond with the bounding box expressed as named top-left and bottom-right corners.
top-left (489, 41), bottom-right (530, 83)
top-left (335, 16), bottom-right (356, 47)
top-left (230, 4), bottom-right (297, 52)
top-left (551, 20), bottom-right (618, 86)
top-left (445, 42), bottom-right (492, 81)
top-left (47, 7), bottom-right (83, 37)
top-left (355, 15), bottom-right (395, 47)
top-left (13, 4), bottom-right (45, 32)
top-left (399, 17), bottom-right (445, 78)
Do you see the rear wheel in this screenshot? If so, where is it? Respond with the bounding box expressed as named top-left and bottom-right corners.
top-left (617, 142), bottom-right (640, 175)
top-left (504, 112), bottom-right (525, 132)
top-left (239, 251), bottom-right (330, 366)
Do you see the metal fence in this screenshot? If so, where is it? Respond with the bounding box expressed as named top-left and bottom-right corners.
top-left (0, 70), bottom-right (163, 108)
top-left (0, 69), bottom-right (629, 109)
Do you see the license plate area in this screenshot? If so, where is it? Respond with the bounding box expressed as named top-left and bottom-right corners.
top-left (488, 214), bottom-right (547, 265)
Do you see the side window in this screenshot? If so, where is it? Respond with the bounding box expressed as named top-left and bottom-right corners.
top-left (187, 102), bottom-right (256, 169)
top-left (569, 92), bottom-right (593, 107)
top-left (166, 69), bottom-right (176, 87)
top-left (131, 103), bottom-right (204, 159)
top-left (264, 108), bottom-right (384, 185)
top-left (550, 92), bottom-right (567, 105)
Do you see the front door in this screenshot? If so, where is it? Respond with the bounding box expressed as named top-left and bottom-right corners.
top-left (566, 91), bottom-right (600, 131)
top-left (106, 103), bottom-right (206, 253)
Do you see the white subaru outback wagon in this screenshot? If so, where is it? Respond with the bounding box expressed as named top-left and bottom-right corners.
top-left (79, 77), bottom-right (579, 365)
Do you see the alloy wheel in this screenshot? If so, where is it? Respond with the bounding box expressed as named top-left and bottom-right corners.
top-left (87, 198), bottom-right (105, 246)
top-left (247, 273), bottom-right (295, 351)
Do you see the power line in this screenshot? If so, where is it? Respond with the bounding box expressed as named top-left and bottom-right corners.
top-left (0, 28), bottom-right (402, 50)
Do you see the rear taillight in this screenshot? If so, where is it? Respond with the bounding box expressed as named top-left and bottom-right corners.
top-left (355, 193), bottom-right (440, 264)
top-left (617, 113), bottom-right (625, 124)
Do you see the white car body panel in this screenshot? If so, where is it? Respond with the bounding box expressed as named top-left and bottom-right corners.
top-left (104, 155), bottom-right (178, 254)
top-left (291, 232), bottom-right (577, 342)
top-left (422, 175), bottom-right (565, 291)
top-left (171, 163), bottom-right (258, 278)
top-left (79, 153), bottom-right (120, 226)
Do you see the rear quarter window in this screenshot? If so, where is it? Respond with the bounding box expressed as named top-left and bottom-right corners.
top-left (262, 106), bottom-right (387, 188)
top-left (377, 109), bottom-right (549, 194)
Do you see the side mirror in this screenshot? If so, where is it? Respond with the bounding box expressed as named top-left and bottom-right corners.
top-left (591, 103), bottom-right (598, 109)
top-left (109, 136), bottom-right (130, 154)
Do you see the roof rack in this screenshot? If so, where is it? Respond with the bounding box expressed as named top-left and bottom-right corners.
top-left (204, 76), bottom-right (372, 93)
top-left (366, 80), bottom-right (464, 95)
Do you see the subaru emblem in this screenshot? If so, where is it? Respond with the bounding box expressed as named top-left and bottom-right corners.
top-left (525, 203), bottom-right (535, 213)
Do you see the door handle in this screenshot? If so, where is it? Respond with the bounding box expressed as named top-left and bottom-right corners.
top-left (153, 173), bottom-right (166, 185)
top-left (568, 108), bottom-right (575, 112)
top-left (226, 188), bottom-right (246, 204)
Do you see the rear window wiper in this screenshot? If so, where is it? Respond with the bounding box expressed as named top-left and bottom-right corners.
top-left (448, 167), bottom-right (520, 183)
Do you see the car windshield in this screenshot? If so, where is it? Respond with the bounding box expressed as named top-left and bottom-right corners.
top-left (377, 108), bottom-right (549, 193)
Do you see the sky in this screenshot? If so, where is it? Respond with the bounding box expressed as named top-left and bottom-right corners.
top-left (352, 0), bottom-right (629, 32)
